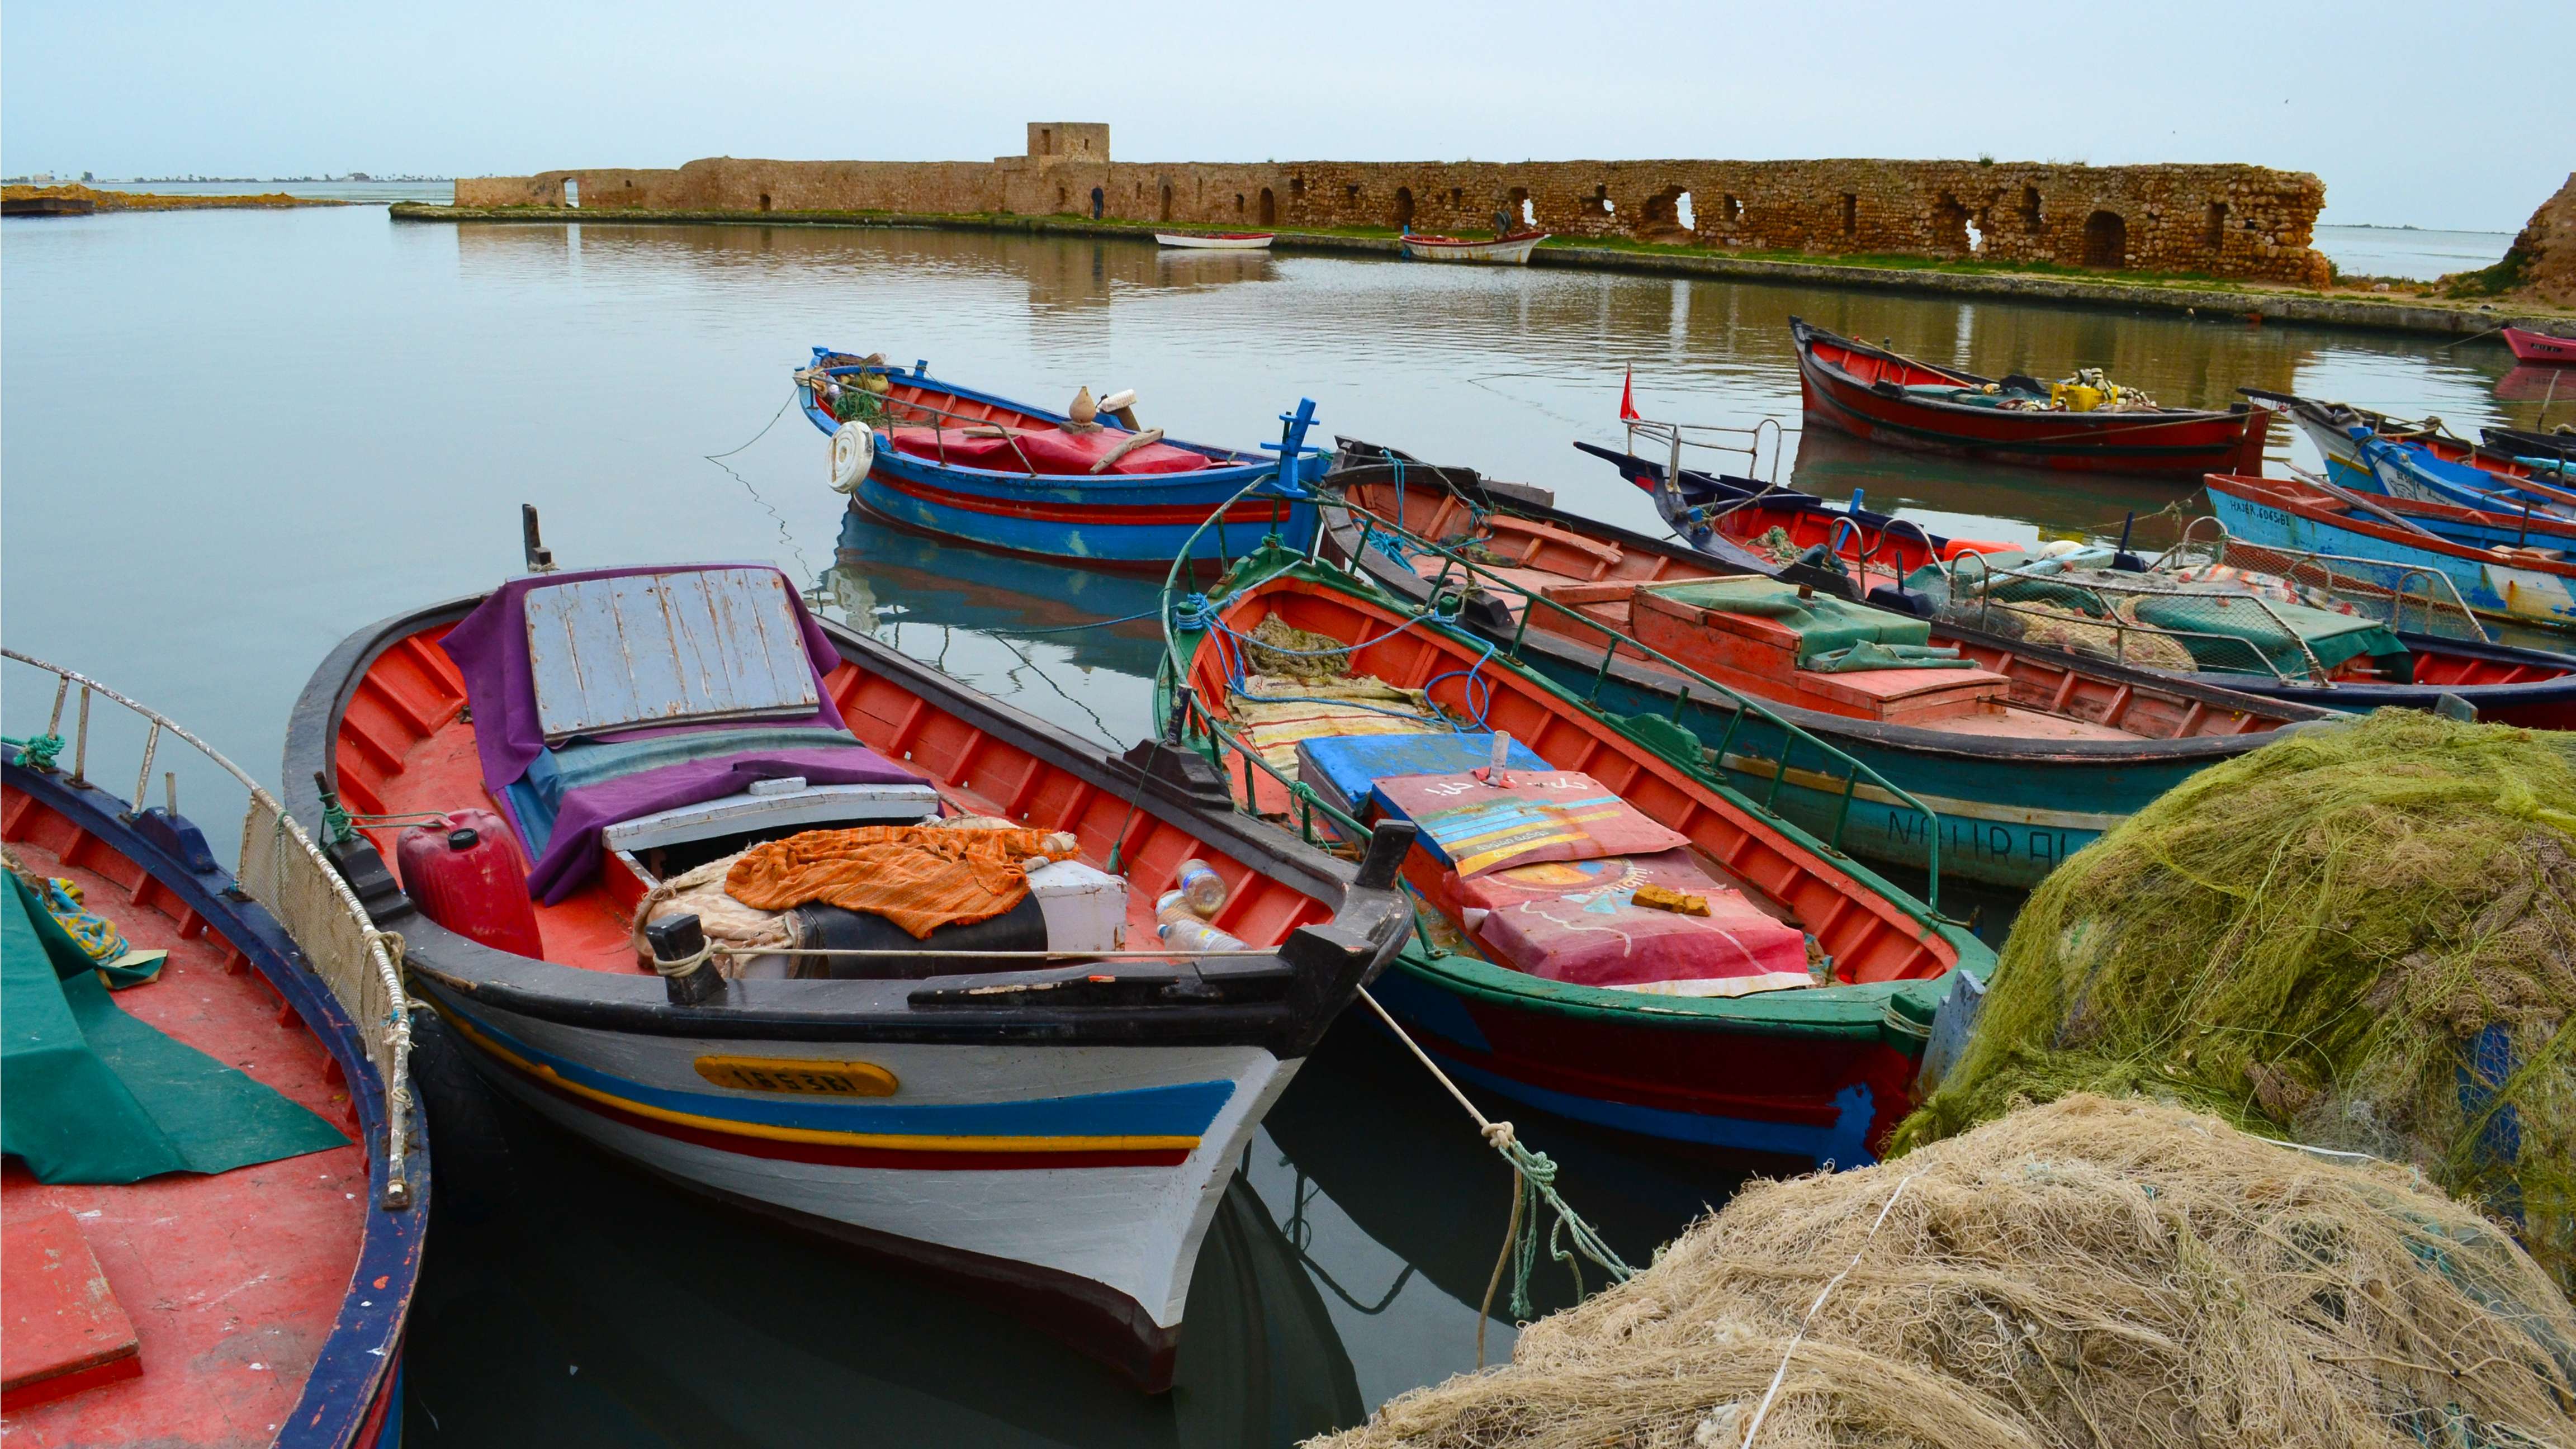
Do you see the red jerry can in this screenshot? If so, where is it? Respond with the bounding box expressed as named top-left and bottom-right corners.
top-left (395, 809), bottom-right (544, 959)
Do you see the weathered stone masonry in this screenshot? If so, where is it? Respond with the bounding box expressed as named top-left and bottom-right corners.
top-left (460, 122), bottom-right (2329, 285)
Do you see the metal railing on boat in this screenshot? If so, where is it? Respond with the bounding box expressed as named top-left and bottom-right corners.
top-left (2, 649), bottom-right (414, 1209)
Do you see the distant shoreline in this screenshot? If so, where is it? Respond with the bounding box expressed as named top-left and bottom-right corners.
top-left (3, 183), bottom-right (347, 212)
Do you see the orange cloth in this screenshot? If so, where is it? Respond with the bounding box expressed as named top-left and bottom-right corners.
top-left (723, 826), bottom-right (1079, 941)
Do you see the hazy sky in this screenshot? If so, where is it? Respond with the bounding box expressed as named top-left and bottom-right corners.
top-left (5, 1), bottom-right (2568, 230)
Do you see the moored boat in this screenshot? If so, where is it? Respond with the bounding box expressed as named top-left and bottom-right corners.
top-left (2247, 389), bottom-right (2569, 500)
top-left (1155, 231), bottom-right (1273, 249)
top-left (1397, 231), bottom-right (1548, 264)
top-left (2484, 424), bottom-right (2576, 464)
top-left (2504, 324), bottom-right (2576, 366)
top-left (1159, 548), bottom-right (1996, 1166)
top-left (2203, 471), bottom-right (2576, 636)
top-left (2, 654), bottom-right (422, 1447)
top-left (1790, 318), bottom-right (2272, 477)
top-left (1318, 453), bottom-right (2328, 889)
top-left (283, 551), bottom-right (1414, 1391)
top-left (799, 350), bottom-right (1326, 571)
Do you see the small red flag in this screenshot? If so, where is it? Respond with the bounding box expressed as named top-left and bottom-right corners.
top-left (1618, 366), bottom-right (1641, 422)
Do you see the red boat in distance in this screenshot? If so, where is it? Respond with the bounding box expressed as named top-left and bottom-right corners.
top-left (1789, 318), bottom-right (2272, 479)
top-left (2503, 325), bottom-right (2576, 366)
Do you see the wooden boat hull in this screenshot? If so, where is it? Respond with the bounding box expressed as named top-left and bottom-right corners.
top-left (2168, 630), bottom-right (2576, 729)
top-left (2, 751), bottom-right (420, 1448)
top-left (1156, 233), bottom-right (1273, 249)
top-left (1169, 558), bottom-right (1995, 1164)
top-left (1321, 458), bottom-right (2320, 889)
top-left (286, 586), bottom-right (1412, 1393)
top-left (799, 353), bottom-right (1322, 569)
top-left (1791, 317), bottom-right (2270, 478)
top-left (1398, 233), bottom-right (1547, 264)
top-left (2505, 325), bottom-right (2576, 366)
top-left (2204, 472), bottom-right (2576, 635)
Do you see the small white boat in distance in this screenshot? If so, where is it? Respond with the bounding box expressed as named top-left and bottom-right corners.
top-left (1399, 231), bottom-right (1550, 264)
top-left (1155, 231), bottom-right (1275, 250)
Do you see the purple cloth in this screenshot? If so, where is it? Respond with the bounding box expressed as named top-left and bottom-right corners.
top-left (528, 747), bottom-right (924, 903)
top-left (438, 563), bottom-right (851, 798)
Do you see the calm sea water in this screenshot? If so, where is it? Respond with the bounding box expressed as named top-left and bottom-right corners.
top-left (4, 208), bottom-right (2561, 1446)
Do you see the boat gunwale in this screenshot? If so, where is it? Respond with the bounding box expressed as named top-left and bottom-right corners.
top-left (1791, 316), bottom-right (2257, 428)
top-left (283, 588), bottom-right (1409, 1050)
top-left (0, 756), bottom-right (422, 1449)
top-left (2205, 471), bottom-right (2576, 578)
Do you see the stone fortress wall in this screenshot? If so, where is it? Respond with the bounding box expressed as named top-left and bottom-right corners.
top-left (458, 122), bottom-right (2330, 285)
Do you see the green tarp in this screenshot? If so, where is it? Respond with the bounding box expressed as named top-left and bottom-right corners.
top-left (1647, 576), bottom-right (1935, 666)
top-left (1, 874), bottom-right (348, 1184)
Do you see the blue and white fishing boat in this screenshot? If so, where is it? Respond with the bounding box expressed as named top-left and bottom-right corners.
top-left (798, 351), bottom-right (1326, 570)
top-left (285, 546), bottom-right (1414, 1391)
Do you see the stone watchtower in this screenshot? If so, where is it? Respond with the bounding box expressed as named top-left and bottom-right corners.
top-left (1026, 123), bottom-right (1110, 163)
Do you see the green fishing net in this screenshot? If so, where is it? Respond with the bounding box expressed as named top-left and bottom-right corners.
top-left (1896, 709), bottom-right (2576, 1294)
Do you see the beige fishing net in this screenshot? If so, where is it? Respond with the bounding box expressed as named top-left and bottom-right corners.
top-left (1315, 1095), bottom-right (2576, 1449)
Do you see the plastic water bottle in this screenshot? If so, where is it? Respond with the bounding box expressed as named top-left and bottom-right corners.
top-left (1486, 731), bottom-right (1514, 786)
top-left (1173, 858), bottom-right (1227, 917)
top-left (1159, 916), bottom-right (1248, 954)
top-left (1154, 891), bottom-right (1198, 928)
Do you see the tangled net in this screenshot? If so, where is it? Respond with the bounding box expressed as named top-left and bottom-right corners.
top-left (1895, 709), bottom-right (2576, 1294)
top-left (1317, 1095), bottom-right (2576, 1449)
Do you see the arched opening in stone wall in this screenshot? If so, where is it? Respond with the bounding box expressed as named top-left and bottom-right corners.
top-left (1966, 211), bottom-right (1986, 254)
top-left (1160, 183), bottom-right (1173, 222)
top-left (1929, 193), bottom-right (1970, 254)
top-left (758, 192), bottom-right (772, 213)
top-left (1505, 187), bottom-right (1531, 231)
top-left (1258, 188), bottom-right (1276, 226)
top-left (1234, 193), bottom-right (1245, 214)
top-left (563, 178), bottom-right (580, 207)
top-left (1840, 193), bottom-right (1858, 238)
top-left (1448, 187), bottom-right (1462, 210)
top-left (1593, 184), bottom-right (1615, 216)
top-left (1723, 193), bottom-right (1744, 225)
top-left (2204, 201), bottom-right (2228, 255)
top-left (2019, 186), bottom-right (2044, 232)
top-left (1392, 186), bottom-right (1414, 228)
top-left (2082, 210), bottom-right (2127, 268)
top-left (1091, 187), bottom-right (1104, 219)
top-left (1058, 184), bottom-right (1069, 211)
top-left (1037, 127), bottom-right (1054, 157)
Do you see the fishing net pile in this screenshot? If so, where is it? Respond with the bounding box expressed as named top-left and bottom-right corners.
top-left (1896, 709), bottom-right (2576, 1293)
top-left (1314, 1094), bottom-right (2576, 1449)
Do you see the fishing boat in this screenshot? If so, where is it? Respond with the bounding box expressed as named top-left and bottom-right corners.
top-left (1571, 438), bottom-right (2019, 598)
top-left (2485, 425), bottom-right (2576, 464)
top-left (2504, 325), bottom-right (2576, 366)
top-left (1155, 232), bottom-right (1273, 250)
top-left (1160, 545), bottom-right (1996, 1165)
top-left (2, 654), bottom-right (421, 1447)
top-left (798, 351), bottom-right (1327, 571)
top-left (2357, 430), bottom-right (2576, 516)
top-left (1397, 231), bottom-right (1549, 265)
top-left (1317, 452), bottom-right (2327, 888)
top-left (282, 543), bottom-right (1414, 1392)
top-left (1789, 318), bottom-right (2273, 477)
top-left (2246, 389), bottom-right (2566, 495)
top-left (2203, 471), bottom-right (2576, 636)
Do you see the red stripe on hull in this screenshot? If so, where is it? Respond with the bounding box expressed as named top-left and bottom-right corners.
top-left (485, 1041), bottom-right (1194, 1171)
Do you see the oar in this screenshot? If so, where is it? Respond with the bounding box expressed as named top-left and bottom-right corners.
top-left (2286, 464), bottom-right (2446, 541)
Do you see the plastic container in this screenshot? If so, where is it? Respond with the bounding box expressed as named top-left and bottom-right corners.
top-left (1172, 858), bottom-right (1227, 917)
top-left (1158, 916), bottom-right (1248, 954)
top-left (396, 809), bottom-right (544, 959)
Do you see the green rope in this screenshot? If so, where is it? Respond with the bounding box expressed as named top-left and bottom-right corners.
top-left (1500, 1137), bottom-right (1635, 1319)
top-left (3, 733), bottom-right (64, 771)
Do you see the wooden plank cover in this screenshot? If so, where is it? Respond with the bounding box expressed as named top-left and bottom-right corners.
top-left (524, 569), bottom-right (819, 742)
top-left (1, 1206), bottom-right (141, 1409)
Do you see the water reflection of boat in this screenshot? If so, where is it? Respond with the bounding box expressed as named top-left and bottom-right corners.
top-left (1785, 422), bottom-right (2191, 531)
top-left (2497, 364), bottom-right (2576, 402)
top-left (826, 510), bottom-right (1171, 676)
top-left (407, 1093), bottom-right (1362, 1446)
top-left (1792, 318), bottom-right (2271, 479)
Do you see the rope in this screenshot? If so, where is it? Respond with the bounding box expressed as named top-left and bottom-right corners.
top-left (6, 733), bottom-right (64, 770)
top-left (703, 385), bottom-right (811, 579)
top-left (651, 937), bottom-right (715, 979)
top-left (1007, 605), bottom-right (1164, 636)
top-left (1740, 1170), bottom-right (1920, 1447)
top-left (1356, 987), bottom-right (1633, 1348)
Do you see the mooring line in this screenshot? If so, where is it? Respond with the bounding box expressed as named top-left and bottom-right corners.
top-left (703, 386), bottom-right (811, 579)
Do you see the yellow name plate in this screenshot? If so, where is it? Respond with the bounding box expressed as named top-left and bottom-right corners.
top-left (693, 1056), bottom-right (901, 1097)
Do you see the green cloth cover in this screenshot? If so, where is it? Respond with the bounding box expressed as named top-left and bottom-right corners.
top-left (1649, 577), bottom-right (1934, 665)
top-left (2, 875), bottom-right (348, 1184)
top-left (2127, 594), bottom-right (2408, 678)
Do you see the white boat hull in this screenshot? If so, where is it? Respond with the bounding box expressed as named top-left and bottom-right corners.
top-left (430, 988), bottom-right (1298, 1385)
top-left (1400, 234), bottom-right (1547, 265)
top-left (1155, 233), bottom-right (1274, 250)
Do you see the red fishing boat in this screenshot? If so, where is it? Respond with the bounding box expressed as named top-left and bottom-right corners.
top-left (2504, 325), bottom-right (2576, 366)
top-left (2, 654), bottom-right (421, 1448)
top-left (1788, 318), bottom-right (2272, 478)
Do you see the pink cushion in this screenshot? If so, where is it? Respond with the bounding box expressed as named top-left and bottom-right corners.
top-left (1460, 850), bottom-right (1810, 992)
top-left (883, 425), bottom-right (1215, 476)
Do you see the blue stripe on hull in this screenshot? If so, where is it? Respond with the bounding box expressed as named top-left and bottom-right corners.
top-left (858, 476), bottom-right (1318, 564)
top-left (2209, 489), bottom-right (2576, 632)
